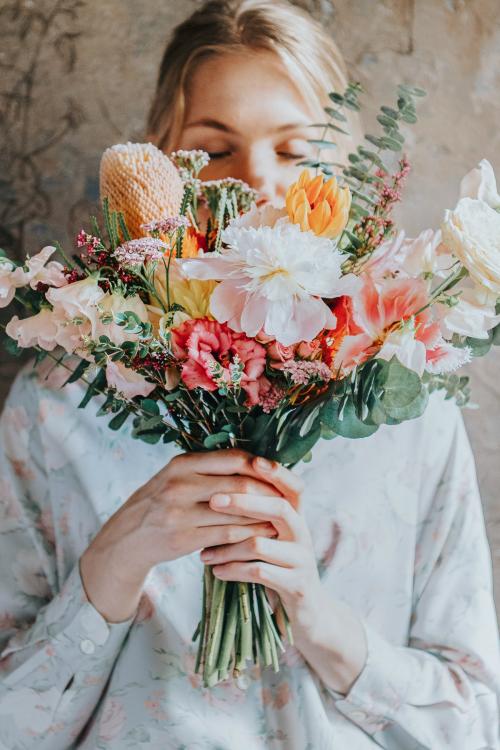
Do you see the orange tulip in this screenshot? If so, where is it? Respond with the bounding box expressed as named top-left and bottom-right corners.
top-left (99, 142), bottom-right (184, 240)
top-left (285, 169), bottom-right (351, 239)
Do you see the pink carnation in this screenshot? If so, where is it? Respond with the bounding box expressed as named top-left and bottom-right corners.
top-left (171, 318), bottom-right (266, 403)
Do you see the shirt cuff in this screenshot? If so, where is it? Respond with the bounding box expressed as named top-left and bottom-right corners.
top-left (326, 621), bottom-right (416, 734)
top-left (3, 560), bottom-right (135, 687)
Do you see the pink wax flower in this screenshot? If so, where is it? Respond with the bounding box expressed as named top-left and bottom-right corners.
top-left (171, 317), bottom-right (266, 402)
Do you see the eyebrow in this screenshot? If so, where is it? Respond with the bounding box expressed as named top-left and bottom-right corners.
top-left (183, 118), bottom-right (309, 134)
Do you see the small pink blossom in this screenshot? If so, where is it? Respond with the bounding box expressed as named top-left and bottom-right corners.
top-left (141, 215), bottom-right (190, 234)
top-left (281, 359), bottom-right (332, 385)
top-left (113, 238), bottom-right (168, 266)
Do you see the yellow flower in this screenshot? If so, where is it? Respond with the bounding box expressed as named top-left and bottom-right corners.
top-left (285, 169), bottom-right (351, 239)
top-left (152, 260), bottom-right (217, 320)
top-left (99, 142), bottom-right (184, 240)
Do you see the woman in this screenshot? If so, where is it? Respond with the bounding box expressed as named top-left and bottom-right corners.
top-left (0, 1), bottom-right (499, 748)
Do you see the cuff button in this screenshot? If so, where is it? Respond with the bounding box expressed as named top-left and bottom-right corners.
top-left (80, 638), bottom-right (96, 655)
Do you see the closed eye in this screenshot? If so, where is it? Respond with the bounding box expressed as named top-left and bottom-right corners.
top-left (207, 151), bottom-right (232, 160)
top-left (277, 151), bottom-right (306, 160)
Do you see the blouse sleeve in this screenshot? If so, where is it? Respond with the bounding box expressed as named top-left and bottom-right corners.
top-left (0, 368), bottom-right (134, 750)
top-left (329, 401), bottom-right (500, 749)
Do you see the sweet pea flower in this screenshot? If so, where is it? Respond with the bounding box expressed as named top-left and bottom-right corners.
top-left (5, 309), bottom-right (60, 351)
top-left (0, 246), bottom-right (66, 308)
top-left (46, 276), bottom-right (105, 319)
top-left (105, 361), bottom-right (155, 399)
top-left (181, 220), bottom-right (360, 346)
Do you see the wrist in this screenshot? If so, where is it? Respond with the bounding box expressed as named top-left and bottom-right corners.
top-left (80, 545), bottom-right (144, 623)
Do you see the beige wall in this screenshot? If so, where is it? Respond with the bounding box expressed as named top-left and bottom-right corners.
top-left (1, 0), bottom-right (499, 611)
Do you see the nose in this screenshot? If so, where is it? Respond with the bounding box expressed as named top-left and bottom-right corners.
top-left (237, 153), bottom-right (279, 206)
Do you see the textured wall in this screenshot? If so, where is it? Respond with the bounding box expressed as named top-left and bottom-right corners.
top-left (1, 0), bottom-right (499, 611)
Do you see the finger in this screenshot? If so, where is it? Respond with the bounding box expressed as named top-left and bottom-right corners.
top-left (211, 560), bottom-right (294, 599)
top-left (171, 475), bottom-right (283, 507)
top-left (252, 457), bottom-right (304, 509)
top-left (191, 521), bottom-right (276, 551)
top-left (209, 493), bottom-right (306, 542)
top-left (168, 449), bottom-right (264, 479)
top-left (193, 506), bottom-right (271, 527)
top-left (200, 536), bottom-right (299, 568)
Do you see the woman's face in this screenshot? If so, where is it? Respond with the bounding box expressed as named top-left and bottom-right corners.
top-left (175, 50), bottom-right (323, 205)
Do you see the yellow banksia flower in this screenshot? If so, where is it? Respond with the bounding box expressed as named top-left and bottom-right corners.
top-left (99, 142), bottom-right (184, 239)
top-left (285, 168), bottom-right (351, 239)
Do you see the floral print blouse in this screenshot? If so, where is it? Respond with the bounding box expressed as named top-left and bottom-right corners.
top-left (0, 361), bottom-right (499, 750)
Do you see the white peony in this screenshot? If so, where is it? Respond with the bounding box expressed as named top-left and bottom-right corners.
top-left (441, 197), bottom-right (500, 294)
top-left (181, 220), bottom-right (360, 346)
top-left (459, 158), bottom-right (500, 209)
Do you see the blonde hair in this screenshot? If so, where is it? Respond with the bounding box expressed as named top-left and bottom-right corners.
top-left (146, 0), bottom-right (361, 160)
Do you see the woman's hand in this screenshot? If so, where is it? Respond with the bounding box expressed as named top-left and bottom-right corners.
top-left (80, 450), bottom-right (283, 623)
top-left (200, 456), bottom-right (322, 632)
top-left (202, 456), bottom-right (368, 694)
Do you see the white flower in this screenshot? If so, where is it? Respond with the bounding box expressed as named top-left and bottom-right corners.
top-left (459, 158), bottom-right (500, 209)
top-left (441, 197), bottom-right (500, 294)
top-left (181, 221), bottom-right (360, 346)
top-left (377, 326), bottom-right (427, 376)
top-left (5, 309), bottom-right (60, 350)
top-left (46, 275), bottom-right (105, 319)
top-left (439, 286), bottom-right (500, 339)
top-left (0, 246), bottom-right (66, 308)
top-left (400, 229), bottom-right (454, 278)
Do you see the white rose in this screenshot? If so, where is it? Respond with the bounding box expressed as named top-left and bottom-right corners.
top-left (441, 197), bottom-right (500, 294)
top-left (459, 158), bottom-right (500, 209)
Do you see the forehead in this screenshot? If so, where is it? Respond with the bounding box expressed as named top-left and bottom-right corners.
top-left (184, 50), bottom-right (318, 133)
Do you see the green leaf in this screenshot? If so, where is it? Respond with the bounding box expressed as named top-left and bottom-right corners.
top-left (274, 419), bottom-right (321, 465)
top-left (324, 107), bottom-right (347, 122)
top-left (328, 92), bottom-right (344, 104)
top-left (141, 398), bottom-right (160, 415)
top-left (203, 432), bottom-right (230, 449)
top-left (310, 122), bottom-right (350, 136)
top-left (320, 397), bottom-right (379, 439)
top-left (108, 409), bottom-right (130, 430)
top-left (64, 358), bottom-right (90, 385)
top-left (377, 114), bottom-right (399, 129)
top-left (465, 333), bottom-right (493, 356)
top-left (308, 140), bottom-right (337, 149)
top-left (78, 368), bottom-right (107, 409)
top-left (380, 136), bottom-right (403, 152)
top-left (375, 357), bottom-right (422, 414)
top-left (2, 336), bottom-right (23, 357)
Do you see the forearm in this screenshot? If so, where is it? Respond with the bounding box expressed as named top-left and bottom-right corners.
top-left (291, 586), bottom-right (368, 695)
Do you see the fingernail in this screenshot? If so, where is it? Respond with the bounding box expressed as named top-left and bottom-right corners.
top-left (201, 549), bottom-right (214, 560)
top-left (212, 494), bottom-right (230, 507)
top-left (256, 457), bottom-right (272, 471)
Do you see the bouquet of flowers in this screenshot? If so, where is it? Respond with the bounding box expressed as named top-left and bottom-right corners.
top-left (2, 83), bottom-right (500, 687)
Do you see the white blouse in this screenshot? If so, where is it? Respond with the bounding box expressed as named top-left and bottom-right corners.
top-left (0, 361), bottom-right (499, 750)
